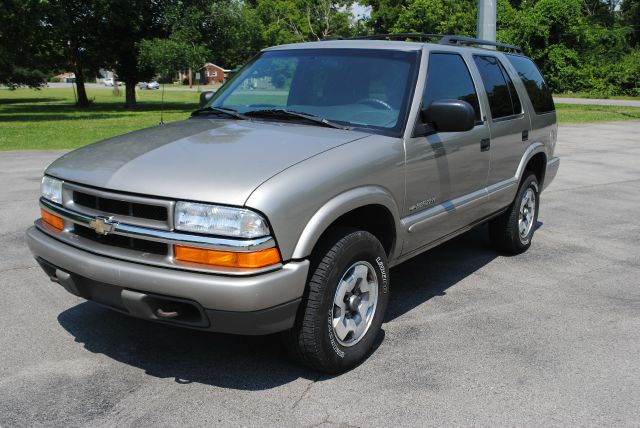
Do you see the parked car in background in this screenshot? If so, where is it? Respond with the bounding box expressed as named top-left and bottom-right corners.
top-left (28, 35), bottom-right (559, 374)
top-left (138, 81), bottom-right (160, 90)
top-left (103, 78), bottom-right (124, 87)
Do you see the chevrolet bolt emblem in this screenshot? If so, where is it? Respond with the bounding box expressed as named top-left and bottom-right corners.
top-left (88, 216), bottom-right (118, 235)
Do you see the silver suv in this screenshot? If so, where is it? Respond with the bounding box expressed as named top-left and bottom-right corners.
top-left (27, 35), bottom-right (559, 373)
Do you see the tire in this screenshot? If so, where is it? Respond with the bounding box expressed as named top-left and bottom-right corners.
top-left (283, 229), bottom-right (390, 373)
top-left (489, 172), bottom-right (540, 255)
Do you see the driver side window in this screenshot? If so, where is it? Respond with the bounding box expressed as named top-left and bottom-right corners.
top-left (423, 53), bottom-right (481, 122)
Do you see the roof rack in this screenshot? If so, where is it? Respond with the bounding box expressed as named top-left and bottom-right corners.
top-left (439, 35), bottom-right (523, 54)
top-left (345, 33), bottom-right (523, 55)
top-left (350, 33), bottom-right (445, 41)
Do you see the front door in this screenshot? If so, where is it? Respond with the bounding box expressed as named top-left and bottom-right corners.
top-left (403, 51), bottom-right (491, 254)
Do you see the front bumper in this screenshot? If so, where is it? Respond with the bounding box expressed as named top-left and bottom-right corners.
top-left (26, 226), bottom-right (309, 335)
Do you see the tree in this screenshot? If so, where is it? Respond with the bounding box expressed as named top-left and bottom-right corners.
top-left (360, 0), bottom-right (410, 33)
top-left (254, 0), bottom-right (355, 45)
top-left (365, 0), bottom-right (637, 96)
top-left (99, 0), bottom-right (168, 107)
top-left (138, 38), bottom-right (200, 82)
top-left (0, 0), bottom-right (52, 87)
top-left (161, 0), bottom-right (208, 86)
top-left (202, 0), bottom-right (265, 68)
top-left (43, 0), bottom-right (106, 106)
top-left (392, 0), bottom-right (476, 36)
top-left (621, 0), bottom-right (640, 46)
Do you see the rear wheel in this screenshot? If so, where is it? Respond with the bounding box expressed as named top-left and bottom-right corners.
top-left (283, 229), bottom-right (390, 373)
top-left (489, 172), bottom-right (540, 254)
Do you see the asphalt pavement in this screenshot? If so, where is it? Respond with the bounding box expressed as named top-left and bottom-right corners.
top-left (0, 121), bottom-right (639, 427)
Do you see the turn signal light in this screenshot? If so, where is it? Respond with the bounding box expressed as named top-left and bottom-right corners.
top-left (41, 208), bottom-right (64, 231)
top-left (174, 245), bottom-right (281, 268)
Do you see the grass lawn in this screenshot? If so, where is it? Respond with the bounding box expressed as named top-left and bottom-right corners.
top-left (554, 103), bottom-right (640, 123)
top-left (554, 92), bottom-right (640, 101)
top-left (0, 88), bottom-right (199, 151)
top-left (2, 87), bottom-right (640, 151)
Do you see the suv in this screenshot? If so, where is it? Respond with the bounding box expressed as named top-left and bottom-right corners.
top-left (27, 35), bottom-right (559, 373)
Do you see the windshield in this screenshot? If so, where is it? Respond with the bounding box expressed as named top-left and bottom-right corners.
top-left (206, 48), bottom-right (420, 136)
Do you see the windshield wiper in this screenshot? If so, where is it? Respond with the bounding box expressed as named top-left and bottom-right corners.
top-left (191, 106), bottom-right (248, 120)
top-left (243, 109), bottom-right (351, 130)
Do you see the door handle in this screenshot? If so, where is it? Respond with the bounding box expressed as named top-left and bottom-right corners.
top-left (522, 130), bottom-right (529, 141)
top-left (480, 138), bottom-right (490, 152)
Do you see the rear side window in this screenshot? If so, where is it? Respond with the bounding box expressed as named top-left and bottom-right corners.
top-left (506, 55), bottom-right (555, 114)
top-left (423, 53), bottom-right (481, 121)
top-left (473, 55), bottom-right (522, 120)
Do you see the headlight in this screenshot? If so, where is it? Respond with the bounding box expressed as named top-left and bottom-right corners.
top-left (41, 176), bottom-right (63, 204)
top-left (175, 201), bottom-right (270, 238)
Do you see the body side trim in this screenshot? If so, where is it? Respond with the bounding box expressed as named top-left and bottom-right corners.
top-left (404, 188), bottom-right (488, 234)
top-left (401, 142), bottom-right (545, 238)
top-left (390, 208), bottom-right (507, 267)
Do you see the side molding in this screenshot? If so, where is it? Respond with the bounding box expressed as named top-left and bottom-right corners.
top-left (291, 186), bottom-right (402, 260)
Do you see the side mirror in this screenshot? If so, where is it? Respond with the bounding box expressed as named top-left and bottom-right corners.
top-left (199, 91), bottom-right (215, 108)
top-left (415, 99), bottom-right (476, 136)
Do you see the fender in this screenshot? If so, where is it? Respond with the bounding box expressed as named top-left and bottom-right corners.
top-left (515, 142), bottom-right (547, 185)
top-left (291, 186), bottom-right (403, 260)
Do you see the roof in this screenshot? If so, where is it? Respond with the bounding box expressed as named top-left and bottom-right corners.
top-left (263, 35), bottom-right (523, 55)
top-left (264, 39), bottom-right (423, 52)
top-left (201, 63), bottom-right (231, 72)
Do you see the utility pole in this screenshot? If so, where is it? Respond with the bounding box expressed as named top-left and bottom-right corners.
top-left (477, 0), bottom-right (496, 42)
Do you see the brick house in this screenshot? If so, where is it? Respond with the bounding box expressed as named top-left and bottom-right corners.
top-left (201, 63), bottom-right (230, 83)
top-left (177, 63), bottom-right (231, 85)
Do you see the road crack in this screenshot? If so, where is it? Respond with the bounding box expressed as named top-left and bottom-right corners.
top-left (292, 373), bottom-right (323, 409)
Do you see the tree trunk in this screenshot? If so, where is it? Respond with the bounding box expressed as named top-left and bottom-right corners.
top-left (70, 52), bottom-right (89, 107)
top-left (124, 79), bottom-right (137, 108)
top-left (188, 65), bottom-right (192, 88)
top-left (112, 69), bottom-right (120, 96)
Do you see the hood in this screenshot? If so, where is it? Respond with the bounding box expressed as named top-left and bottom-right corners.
top-left (46, 118), bottom-right (369, 206)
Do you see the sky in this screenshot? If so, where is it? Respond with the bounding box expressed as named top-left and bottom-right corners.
top-left (352, 3), bottom-right (372, 19)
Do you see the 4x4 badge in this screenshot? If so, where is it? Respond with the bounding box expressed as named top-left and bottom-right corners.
top-left (88, 216), bottom-right (118, 235)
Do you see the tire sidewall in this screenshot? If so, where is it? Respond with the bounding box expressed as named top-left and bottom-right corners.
top-left (516, 175), bottom-right (539, 247)
top-left (317, 231), bottom-right (389, 370)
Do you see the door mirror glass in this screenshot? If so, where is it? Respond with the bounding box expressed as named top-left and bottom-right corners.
top-left (419, 99), bottom-right (476, 134)
top-left (199, 91), bottom-right (215, 108)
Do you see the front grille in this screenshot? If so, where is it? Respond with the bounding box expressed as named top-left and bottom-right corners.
top-left (74, 224), bottom-right (168, 255)
top-left (73, 191), bottom-right (168, 221)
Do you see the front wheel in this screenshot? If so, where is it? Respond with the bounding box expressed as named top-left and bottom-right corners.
top-left (489, 172), bottom-right (540, 254)
top-left (283, 229), bottom-right (390, 373)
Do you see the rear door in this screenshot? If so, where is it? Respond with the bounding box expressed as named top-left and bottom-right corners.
top-left (471, 54), bottom-right (529, 211)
